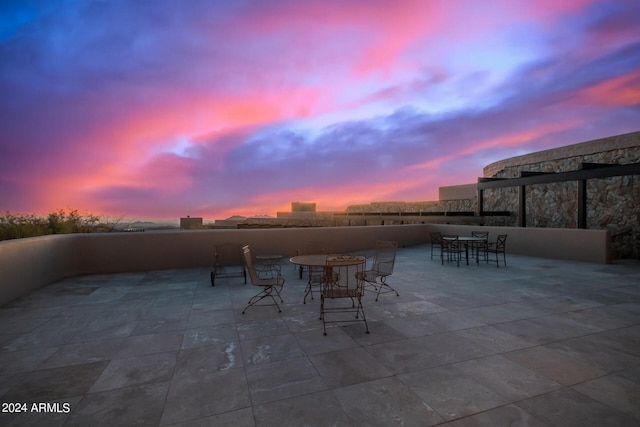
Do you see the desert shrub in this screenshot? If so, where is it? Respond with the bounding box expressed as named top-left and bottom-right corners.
top-left (0, 209), bottom-right (101, 241)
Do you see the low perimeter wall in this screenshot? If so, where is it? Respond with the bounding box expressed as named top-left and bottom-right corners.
top-left (0, 224), bottom-right (610, 305)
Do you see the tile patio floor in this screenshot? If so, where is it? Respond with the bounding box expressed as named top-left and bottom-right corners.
top-left (1, 244), bottom-right (639, 426)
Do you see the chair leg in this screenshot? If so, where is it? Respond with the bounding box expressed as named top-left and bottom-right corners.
top-left (374, 278), bottom-right (399, 301)
top-left (431, 245), bottom-right (441, 260)
top-left (320, 297), bottom-right (369, 335)
top-left (242, 286), bottom-right (282, 314)
top-left (320, 294), bottom-right (327, 334)
top-left (358, 298), bottom-right (369, 334)
top-left (303, 281), bottom-right (315, 304)
top-left (487, 250), bottom-right (500, 267)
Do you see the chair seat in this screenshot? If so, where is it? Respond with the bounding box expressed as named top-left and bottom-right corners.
top-left (256, 277), bottom-right (285, 287)
top-left (482, 234), bottom-right (508, 267)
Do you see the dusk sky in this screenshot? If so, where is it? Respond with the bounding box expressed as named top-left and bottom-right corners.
top-left (1, 0), bottom-right (639, 221)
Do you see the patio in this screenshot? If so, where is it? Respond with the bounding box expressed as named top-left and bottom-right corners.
top-left (1, 243), bottom-right (639, 426)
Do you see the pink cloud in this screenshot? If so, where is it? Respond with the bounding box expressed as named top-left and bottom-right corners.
top-left (1, 0), bottom-right (639, 220)
top-left (578, 69), bottom-right (640, 107)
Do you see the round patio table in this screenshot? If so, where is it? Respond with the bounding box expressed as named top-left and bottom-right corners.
top-left (289, 254), bottom-right (366, 303)
top-left (289, 254), bottom-right (366, 268)
top-left (442, 236), bottom-right (487, 265)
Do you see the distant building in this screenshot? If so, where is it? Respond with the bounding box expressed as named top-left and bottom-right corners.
top-left (180, 216), bottom-right (203, 229)
top-left (291, 202), bottom-right (316, 212)
top-left (209, 215), bottom-right (246, 228)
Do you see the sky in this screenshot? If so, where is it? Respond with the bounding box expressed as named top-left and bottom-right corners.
top-left (1, 0), bottom-right (639, 222)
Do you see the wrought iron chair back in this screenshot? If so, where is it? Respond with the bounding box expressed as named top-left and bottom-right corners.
top-left (241, 245), bottom-right (284, 313)
top-left (320, 255), bottom-right (368, 335)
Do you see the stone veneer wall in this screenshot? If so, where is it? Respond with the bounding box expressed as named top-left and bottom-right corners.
top-left (482, 131), bottom-right (640, 258)
top-left (345, 200), bottom-right (477, 214)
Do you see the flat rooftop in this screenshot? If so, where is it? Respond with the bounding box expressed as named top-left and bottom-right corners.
top-left (1, 244), bottom-right (639, 426)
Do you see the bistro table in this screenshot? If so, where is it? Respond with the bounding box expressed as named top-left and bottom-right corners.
top-left (290, 254), bottom-right (366, 303)
top-left (442, 236), bottom-right (487, 265)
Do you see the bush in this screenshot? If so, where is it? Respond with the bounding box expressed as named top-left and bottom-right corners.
top-left (0, 209), bottom-right (101, 241)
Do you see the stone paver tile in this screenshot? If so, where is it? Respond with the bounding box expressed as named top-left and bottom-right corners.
top-left (454, 325), bottom-right (533, 353)
top-left (160, 342), bottom-right (249, 425)
top-left (294, 327), bottom-right (359, 356)
top-left (41, 338), bottom-right (125, 368)
top-left (367, 333), bottom-right (492, 374)
top-left (516, 388), bottom-right (637, 427)
top-left (161, 367), bottom-right (250, 425)
top-left (425, 310), bottom-right (487, 331)
top-left (236, 318), bottom-right (290, 340)
top-left (2, 361), bottom-right (109, 401)
top-left (333, 377), bottom-right (444, 427)
top-left (506, 345), bottom-right (609, 386)
top-left (572, 374), bottom-right (640, 420)
top-left (90, 352), bottom-right (177, 392)
top-left (162, 407), bottom-right (254, 427)
top-left (241, 333), bottom-right (305, 365)
top-left (245, 357), bottom-right (326, 405)
top-left (115, 332), bottom-right (183, 359)
top-left (492, 314), bottom-right (602, 346)
top-left (448, 404), bottom-right (550, 427)
top-left (253, 390), bottom-right (351, 427)
top-left (186, 309), bottom-right (236, 329)
top-left (65, 382), bottom-right (169, 427)
top-left (381, 314), bottom-right (447, 337)
top-left (181, 324), bottom-right (238, 349)
top-left (455, 354), bottom-right (562, 400)
top-left (399, 365), bottom-right (507, 421)
top-left (340, 320), bottom-right (409, 345)
top-left (310, 347), bottom-right (392, 387)
top-left (132, 316), bottom-right (188, 335)
top-left (0, 346), bottom-right (59, 375)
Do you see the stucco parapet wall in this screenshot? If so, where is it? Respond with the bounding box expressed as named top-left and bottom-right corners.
top-left (0, 225), bottom-right (611, 305)
top-left (483, 130), bottom-right (640, 177)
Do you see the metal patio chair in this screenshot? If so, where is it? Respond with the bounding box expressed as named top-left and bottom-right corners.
top-left (357, 240), bottom-right (399, 301)
top-left (471, 231), bottom-right (489, 261)
top-left (241, 245), bottom-right (285, 314)
top-left (430, 232), bottom-right (443, 260)
top-left (296, 241), bottom-right (326, 303)
top-left (483, 234), bottom-right (508, 267)
top-left (211, 242), bottom-right (246, 286)
top-left (320, 255), bottom-right (368, 335)
top-left (441, 235), bottom-right (464, 267)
